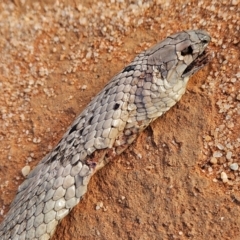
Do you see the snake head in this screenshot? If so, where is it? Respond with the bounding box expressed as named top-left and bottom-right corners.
top-left (177, 30), bottom-right (211, 78)
top-left (146, 30), bottom-right (211, 83)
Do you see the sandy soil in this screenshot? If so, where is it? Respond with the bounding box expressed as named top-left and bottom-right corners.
top-left (0, 0), bottom-right (239, 239)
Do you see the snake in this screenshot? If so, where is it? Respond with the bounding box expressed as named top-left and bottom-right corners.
top-left (0, 30), bottom-right (211, 240)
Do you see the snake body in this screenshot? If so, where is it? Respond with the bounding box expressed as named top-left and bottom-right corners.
top-left (0, 30), bottom-right (211, 240)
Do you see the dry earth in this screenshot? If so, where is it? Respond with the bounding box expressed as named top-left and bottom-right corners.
top-left (0, 0), bottom-right (239, 239)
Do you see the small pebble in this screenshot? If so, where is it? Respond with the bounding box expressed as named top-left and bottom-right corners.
top-left (96, 205), bottom-right (101, 210)
top-left (230, 163), bottom-right (239, 171)
top-left (95, 201), bottom-right (103, 210)
top-left (204, 135), bottom-right (212, 141)
top-left (81, 85), bottom-right (87, 90)
top-left (226, 152), bottom-right (232, 160)
top-left (216, 143), bottom-right (224, 150)
top-left (210, 157), bottom-right (218, 164)
top-left (208, 167), bottom-right (213, 172)
top-left (21, 166), bottom-right (31, 177)
top-left (221, 172), bottom-right (228, 183)
top-left (213, 151), bottom-right (223, 158)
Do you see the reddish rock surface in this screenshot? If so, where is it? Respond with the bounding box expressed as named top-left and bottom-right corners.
top-left (0, 1), bottom-right (239, 239)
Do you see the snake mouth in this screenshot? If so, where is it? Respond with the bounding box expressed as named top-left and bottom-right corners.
top-left (182, 49), bottom-right (211, 77)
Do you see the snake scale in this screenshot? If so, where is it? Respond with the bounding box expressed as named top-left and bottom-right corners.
top-left (0, 30), bottom-right (211, 239)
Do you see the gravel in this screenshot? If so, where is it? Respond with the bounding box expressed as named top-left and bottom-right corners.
top-left (0, 0), bottom-right (239, 239)
top-left (230, 163), bottom-right (239, 171)
top-left (221, 172), bottom-right (228, 183)
top-left (21, 166), bottom-right (31, 177)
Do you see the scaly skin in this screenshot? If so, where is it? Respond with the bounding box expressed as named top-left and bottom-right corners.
top-left (0, 30), bottom-right (211, 240)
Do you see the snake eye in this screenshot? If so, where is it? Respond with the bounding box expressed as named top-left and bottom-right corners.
top-left (181, 46), bottom-right (193, 56)
top-left (202, 39), bottom-right (208, 44)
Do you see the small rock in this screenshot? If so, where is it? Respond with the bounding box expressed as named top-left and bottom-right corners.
top-left (21, 166), bottom-right (31, 177)
top-left (121, 196), bottom-right (125, 200)
top-left (103, 206), bottom-right (108, 212)
top-left (236, 93), bottom-right (240, 101)
top-left (226, 152), bottom-right (232, 160)
top-left (213, 151), bottom-right (222, 158)
top-left (53, 36), bottom-right (59, 43)
top-left (216, 143), bottom-right (224, 150)
top-left (221, 171), bottom-right (228, 183)
top-left (230, 163), bottom-right (239, 171)
top-left (38, 67), bottom-right (48, 77)
top-left (208, 167), bottom-right (213, 172)
top-left (96, 201), bottom-right (103, 210)
top-left (204, 135), bottom-right (212, 141)
top-left (210, 157), bottom-right (218, 164)
top-left (96, 205), bottom-right (101, 210)
top-left (81, 85), bottom-right (87, 90)
top-left (86, 51), bottom-right (92, 59)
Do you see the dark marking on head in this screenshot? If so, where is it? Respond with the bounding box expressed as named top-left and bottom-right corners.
top-left (88, 116), bottom-right (93, 124)
top-left (45, 151), bottom-right (59, 164)
top-left (104, 89), bottom-right (109, 95)
top-left (79, 128), bottom-right (84, 135)
top-left (72, 161), bottom-right (80, 167)
top-left (123, 65), bottom-right (136, 72)
top-left (55, 145), bottom-right (60, 152)
top-left (181, 46), bottom-right (193, 56)
top-left (113, 103), bottom-right (120, 110)
top-left (69, 124), bottom-right (77, 135)
top-left (46, 153), bottom-right (57, 164)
